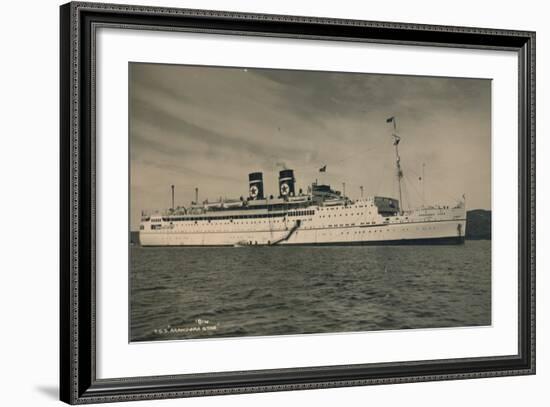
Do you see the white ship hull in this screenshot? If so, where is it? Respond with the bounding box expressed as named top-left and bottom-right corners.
top-left (139, 200), bottom-right (466, 247)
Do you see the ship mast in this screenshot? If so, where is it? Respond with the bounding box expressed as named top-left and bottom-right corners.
top-left (387, 116), bottom-right (404, 214)
top-left (171, 185), bottom-right (175, 211)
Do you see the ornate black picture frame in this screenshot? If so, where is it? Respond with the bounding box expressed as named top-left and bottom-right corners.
top-left (60, 1), bottom-right (535, 404)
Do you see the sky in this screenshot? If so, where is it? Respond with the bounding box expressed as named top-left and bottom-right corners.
top-left (129, 63), bottom-right (491, 230)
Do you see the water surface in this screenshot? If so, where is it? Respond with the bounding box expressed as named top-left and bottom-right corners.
top-left (130, 241), bottom-right (491, 342)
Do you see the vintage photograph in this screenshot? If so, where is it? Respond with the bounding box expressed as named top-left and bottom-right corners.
top-left (129, 63), bottom-right (491, 342)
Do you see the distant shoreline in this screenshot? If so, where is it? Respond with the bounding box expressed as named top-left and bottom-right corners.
top-left (465, 209), bottom-right (491, 240)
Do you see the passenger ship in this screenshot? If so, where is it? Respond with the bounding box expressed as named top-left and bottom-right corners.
top-left (139, 118), bottom-right (466, 247)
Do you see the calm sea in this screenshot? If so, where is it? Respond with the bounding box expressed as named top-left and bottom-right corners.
top-left (130, 241), bottom-right (491, 342)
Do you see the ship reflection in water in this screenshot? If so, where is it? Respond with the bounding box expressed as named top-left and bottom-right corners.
top-left (130, 241), bottom-right (491, 342)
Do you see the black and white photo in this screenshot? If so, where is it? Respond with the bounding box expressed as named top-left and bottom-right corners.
top-left (130, 63), bottom-right (492, 342)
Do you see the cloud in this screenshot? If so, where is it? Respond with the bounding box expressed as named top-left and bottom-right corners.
top-left (129, 63), bottom-right (491, 229)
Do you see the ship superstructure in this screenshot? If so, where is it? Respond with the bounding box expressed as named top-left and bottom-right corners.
top-left (139, 118), bottom-right (466, 246)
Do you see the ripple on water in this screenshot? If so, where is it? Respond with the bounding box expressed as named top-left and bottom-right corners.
top-left (130, 241), bottom-right (491, 342)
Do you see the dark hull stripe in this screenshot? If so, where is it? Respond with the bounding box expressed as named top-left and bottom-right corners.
top-left (139, 236), bottom-right (465, 248)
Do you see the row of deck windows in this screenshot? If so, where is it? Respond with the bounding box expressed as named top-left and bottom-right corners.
top-left (320, 212), bottom-right (373, 218)
top-left (144, 222), bottom-right (438, 232)
top-left (162, 210), bottom-right (314, 222)
top-left (288, 210), bottom-right (314, 217)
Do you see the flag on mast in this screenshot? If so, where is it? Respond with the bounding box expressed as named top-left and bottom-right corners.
top-left (319, 165), bottom-right (327, 172)
top-left (386, 116), bottom-right (395, 123)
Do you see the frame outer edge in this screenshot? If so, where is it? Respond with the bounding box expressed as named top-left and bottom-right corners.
top-left (531, 33), bottom-right (536, 372)
top-left (60, 1), bottom-right (83, 405)
top-left (71, 1), bottom-right (535, 38)
top-left (60, 2), bottom-right (71, 404)
top-left (72, 1), bottom-right (80, 401)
